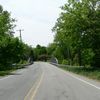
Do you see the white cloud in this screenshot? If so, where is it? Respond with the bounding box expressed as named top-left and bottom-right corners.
top-left (0, 0), bottom-right (66, 47)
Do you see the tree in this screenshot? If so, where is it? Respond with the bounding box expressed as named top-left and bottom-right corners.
top-left (34, 45), bottom-right (47, 61)
top-left (47, 43), bottom-right (57, 56)
top-left (0, 5), bottom-right (34, 70)
top-left (0, 5), bottom-right (15, 37)
top-left (0, 37), bottom-right (24, 69)
top-left (53, 0), bottom-right (100, 67)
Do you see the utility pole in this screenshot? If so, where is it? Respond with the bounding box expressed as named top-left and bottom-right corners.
top-left (17, 29), bottom-right (24, 41)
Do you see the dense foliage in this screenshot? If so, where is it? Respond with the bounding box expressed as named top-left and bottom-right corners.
top-left (51, 0), bottom-right (100, 67)
top-left (34, 45), bottom-right (49, 61)
top-left (0, 0), bottom-right (100, 70)
top-left (0, 5), bottom-right (34, 70)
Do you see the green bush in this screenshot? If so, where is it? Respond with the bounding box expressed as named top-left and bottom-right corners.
top-left (62, 59), bottom-right (69, 65)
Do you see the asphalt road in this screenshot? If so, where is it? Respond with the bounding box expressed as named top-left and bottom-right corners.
top-left (0, 62), bottom-right (100, 100)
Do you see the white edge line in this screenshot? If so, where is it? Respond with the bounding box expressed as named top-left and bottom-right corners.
top-left (68, 72), bottom-right (100, 90)
top-left (57, 67), bottom-right (100, 90)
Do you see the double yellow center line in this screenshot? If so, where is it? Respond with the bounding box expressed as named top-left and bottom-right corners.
top-left (24, 71), bottom-right (44, 100)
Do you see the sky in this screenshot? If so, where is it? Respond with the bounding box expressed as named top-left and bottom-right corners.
top-left (0, 0), bottom-right (66, 47)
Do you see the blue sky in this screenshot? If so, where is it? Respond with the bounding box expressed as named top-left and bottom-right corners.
top-left (0, 0), bottom-right (66, 47)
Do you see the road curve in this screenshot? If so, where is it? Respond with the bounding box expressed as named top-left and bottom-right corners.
top-left (0, 62), bottom-right (100, 100)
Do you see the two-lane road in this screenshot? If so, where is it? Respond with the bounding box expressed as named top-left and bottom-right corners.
top-left (0, 62), bottom-right (100, 100)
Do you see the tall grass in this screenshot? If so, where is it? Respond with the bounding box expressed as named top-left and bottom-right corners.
top-left (60, 66), bottom-right (100, 81)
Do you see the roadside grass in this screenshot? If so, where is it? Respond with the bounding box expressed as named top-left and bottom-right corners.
top-left (0, 70), bottom-right (15, 76)
top-left (59, 66), bottom-right (100, 81)
top-left (0, 64), bottom-right (30, 76)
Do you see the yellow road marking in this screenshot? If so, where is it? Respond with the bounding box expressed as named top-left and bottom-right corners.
top-left (24, 71), bottom-right (44, 100)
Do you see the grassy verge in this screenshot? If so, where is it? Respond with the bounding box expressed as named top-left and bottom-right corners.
top-left (0, 63), bottom-right (30, 76)
top-left (0, 70), bottom-right (15, 76)
top-left (59, 65), bottom-right (100, 81)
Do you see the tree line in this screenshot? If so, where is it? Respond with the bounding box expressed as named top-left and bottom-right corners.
top-left (0, 4), bottom-right (51, 70)
top-left (0, 0), bottom-right (100, 70)
top-left (48, 0), bottom-right (100, 68)
top-left (0, 5), bottom-right (34, 70)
